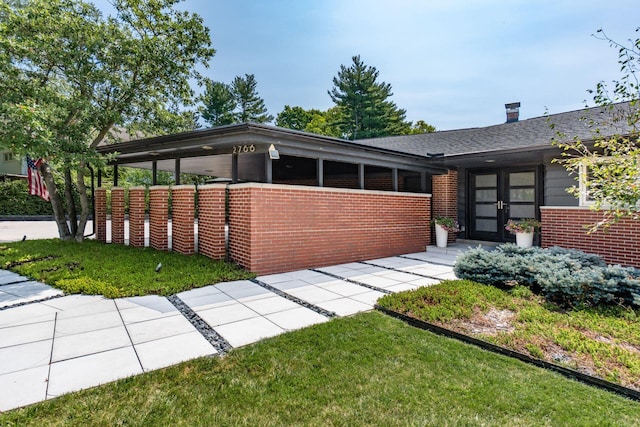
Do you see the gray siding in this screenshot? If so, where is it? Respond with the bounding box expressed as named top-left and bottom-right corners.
top-left (544, 162), bottom-right (579, 206)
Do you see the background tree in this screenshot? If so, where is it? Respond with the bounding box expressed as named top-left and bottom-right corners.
top-left (408, 120), bottom-right (436, 134)
top-left (0, 0), bottom-right (214, 241)
top-left (231, 74), bottom-right (273, 123)
top-left (199, 80), bottom-right (236, 126)
top-left (552, 28), bottom-right (640, 230)
top-left (328, 55), bottom-right (411, 140)
top-left (303, 107), bottom-right (343, 138)
top-left (200, 73), bottom-right (273, 125)
top-left (275, 105), bottom-right (321, 130)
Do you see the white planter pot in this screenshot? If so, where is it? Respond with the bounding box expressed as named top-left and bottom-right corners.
top-left (515, 232), bottom-right (534, 248)
top-left (435, 224), bottom-right (448, 248)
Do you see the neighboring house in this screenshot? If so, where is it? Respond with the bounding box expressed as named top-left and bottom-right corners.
top-left (95, 101), bottom-right (639, 270)
top-left (0, 150), bottom-right (27, 179)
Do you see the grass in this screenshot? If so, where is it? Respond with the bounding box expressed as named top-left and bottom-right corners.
top-left (0, 239), bottom-right (253, 298)
top-left (0, 312), bottom-right (639, 426)
top-left (378, 280), bottom-right (640, 390)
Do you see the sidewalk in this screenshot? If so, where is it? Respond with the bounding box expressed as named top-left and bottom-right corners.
top-left (0, 247), bottom-right (464, 412)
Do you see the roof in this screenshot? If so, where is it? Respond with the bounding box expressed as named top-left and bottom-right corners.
top-left (352, 102), bottom-right (635, 158)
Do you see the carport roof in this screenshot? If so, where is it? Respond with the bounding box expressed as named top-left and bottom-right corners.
top-left (97, 122), bottom-right (446, 174)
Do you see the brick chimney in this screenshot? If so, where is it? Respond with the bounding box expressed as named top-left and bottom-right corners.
top-left (505, 102), bottom-right (520, 123)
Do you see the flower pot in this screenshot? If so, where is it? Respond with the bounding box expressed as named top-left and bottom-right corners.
top-left (515, 231), bottom-right (534, 248)
top-left (435, 224), bottom-right (448, 248)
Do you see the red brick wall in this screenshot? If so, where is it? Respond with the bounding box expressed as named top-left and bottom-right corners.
top-left (227, 183), bottom-right (431, 275)
top-left (111, 187), bottom-right (125, 244)
top-left (197, 184), bottom-right (226, 260)
top-left (128, 187), bottom-right (146, 248)
top-left (149, 186), bottom-right (169, 251)
top-left (432, 170), bottom-right (458, 243)
top-left (95, 188), bottom-right (107, 243)
top-left (172, 185), bottom-right (196, 255)
top-left (541, 207), bottom-right (640, 268)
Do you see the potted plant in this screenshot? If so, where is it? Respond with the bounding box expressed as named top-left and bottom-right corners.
top-left (505, 218), bottom-right (541, 248)
top-left (431, 216), bottom-right (460, 248)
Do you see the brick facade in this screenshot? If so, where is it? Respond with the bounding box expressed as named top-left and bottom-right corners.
top-left (172, 185), bottom-right (196, 255)
top-left (95, 188), bottom-right (107, 243)
top-left (110, 187), bottom-right (125, 244)
top-left (93, 183), bottom-right (432, 275)
top-left (541, 207), bottom-right (640, 268)
top-left (227, 183), bottom-right (431, 275)
top-left (128, 187), bottom-right (146, 248)
top-left (149, 186), bottom-right (169, 251)
top-left (431, 170), bottom-right (458, 243)
top-left (197, 184), bottom-right (227, 260)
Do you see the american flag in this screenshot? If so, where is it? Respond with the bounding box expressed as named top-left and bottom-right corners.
top-left (26, 156), bottom-right (50, 201)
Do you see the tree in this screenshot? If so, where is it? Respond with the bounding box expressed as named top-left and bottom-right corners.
top-left (275, 105), bottom-right (320, 130)
top-left (231, 74), bottom-right (273, 123)
top-left (0, 0), bottom-right (214, 241)
top-left (408, 120), bottom-right (436, 134)
top-left (200, 73), bottom-right (273, 125)
top-left (303, 107), bottom-right (343, 138)
top-left (552, 28), bottom-right (640, 231)
top-left (328, 55), bottom-right (411, 140)
top-left (199, 80), bottom-right (236, 127)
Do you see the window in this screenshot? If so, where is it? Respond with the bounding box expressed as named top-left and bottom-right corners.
top-left (578, 163), bottom-right (595, 206)
top-left (579, 159), bottom-right (640, 207)
top-left (2, 152), bottom-right (14, 162)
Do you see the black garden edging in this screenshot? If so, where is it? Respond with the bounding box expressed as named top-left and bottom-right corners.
top-left (375, 305), bottom-right (640, 402)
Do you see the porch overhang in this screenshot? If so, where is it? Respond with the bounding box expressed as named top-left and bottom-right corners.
top-left (97, 123), bottom-right (449, 178)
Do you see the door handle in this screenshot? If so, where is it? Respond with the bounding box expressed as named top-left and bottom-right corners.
top-left (496, 201), bottom-right (503, 210)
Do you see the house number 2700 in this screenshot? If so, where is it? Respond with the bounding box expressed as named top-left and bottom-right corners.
top-left (232, 144), bottom-right (256, 154)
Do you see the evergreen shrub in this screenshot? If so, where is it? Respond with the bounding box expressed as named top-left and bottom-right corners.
top-left (454, 244), bottom-right (640, 308)
top-left (0, 180), bottom-right (52, 215)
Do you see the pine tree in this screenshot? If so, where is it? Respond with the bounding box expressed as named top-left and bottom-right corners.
top-left (199, 79), bottom-right (236, 127)
top-left (231, 74), bottom-right (273, 123)
top-left (328, 55), bottom-right (410, 140)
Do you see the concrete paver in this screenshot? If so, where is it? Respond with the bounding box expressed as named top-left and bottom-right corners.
top-left (0, 242), bottom-right (464, 412)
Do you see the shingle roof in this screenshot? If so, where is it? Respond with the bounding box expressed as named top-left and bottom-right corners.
top-left (351, 102), bottom-right (635, 158)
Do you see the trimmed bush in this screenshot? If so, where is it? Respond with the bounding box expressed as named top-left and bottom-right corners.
top-left (454, 244), bottom-right (640, 308)
top-left (0, 180), bottom-right (52, 215)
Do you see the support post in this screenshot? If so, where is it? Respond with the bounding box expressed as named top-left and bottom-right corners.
top-left (152, 161), bottom-right (157, 186)
top-left (392, 168), bottom-right (398, 192)
top-left (232, 153), bottom-right (239, 183)
top-left (174, 158), bottom-right (181, 185)
top-left (265, 154), bottom-right (273, 184)
top-left (317, 158), bottom-right (324, 187)
top-left (358, 163), bottom-right (365, 190)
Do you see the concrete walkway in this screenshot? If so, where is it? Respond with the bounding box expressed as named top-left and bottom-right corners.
top-left (0, 246), bottom-right (467, 412)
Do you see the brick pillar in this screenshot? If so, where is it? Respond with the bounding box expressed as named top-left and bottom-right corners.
top-left (432, 170), bottom-right (458, 244)
top-left (149, 186), bottom-right (169, 251)
top-left (95, 188), bottom-right (107, 243)
top-left (172, 185), bottom-right (196, 255)
top-left (111, 187), bottom-right (125, 244)
top-left (197, 184), bottom-right (227, 260)
top-left (128, 186), bottom-right (146, 248)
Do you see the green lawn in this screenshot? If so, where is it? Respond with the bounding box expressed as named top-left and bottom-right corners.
top-left (0, 312), bottom-right (638, 426)
top-left (0, 239), bottom-right (253, 297)
top-left (378, 280), bottom-right (640, 391)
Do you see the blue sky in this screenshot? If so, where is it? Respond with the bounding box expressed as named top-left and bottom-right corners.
top-left (96, 0), bottom-right (638, 130)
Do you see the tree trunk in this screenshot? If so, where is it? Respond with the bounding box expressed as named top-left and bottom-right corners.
top-left (63, 167), bottom-right (78, 237)
top-left (75, 162), bottom-right (91, 242)
top-left (40, 162), bottom-right (72, 240)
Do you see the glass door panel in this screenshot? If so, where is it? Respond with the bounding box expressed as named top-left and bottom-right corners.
top-left (468, 168), bottom-right (539, 242)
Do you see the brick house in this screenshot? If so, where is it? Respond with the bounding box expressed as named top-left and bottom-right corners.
top-left (96, 102), bottom-right (639, 271)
